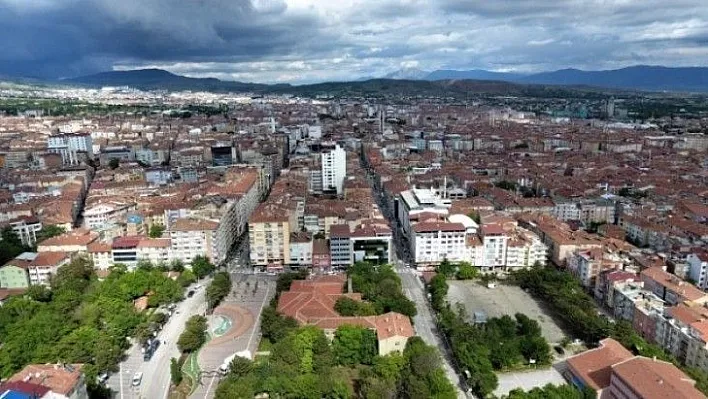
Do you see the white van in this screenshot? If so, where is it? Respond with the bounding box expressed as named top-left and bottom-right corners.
top-left (132, 372), bottom-right (143, 386)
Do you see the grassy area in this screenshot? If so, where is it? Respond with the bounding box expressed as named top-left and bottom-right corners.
top-left (182, 350), bottom-right (201, 396)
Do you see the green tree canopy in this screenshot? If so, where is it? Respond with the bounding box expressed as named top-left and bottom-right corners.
top-left (191, 255), bottom-right (215, 279)
top-left (149, 224), bottom-right (165, 238)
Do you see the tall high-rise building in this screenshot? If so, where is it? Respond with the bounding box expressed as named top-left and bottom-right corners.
top-left (321, 143), bottom-right (346, 195)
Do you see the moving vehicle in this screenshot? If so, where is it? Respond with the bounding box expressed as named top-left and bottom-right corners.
top-left (97, 372), bottom-right (109, 384)
top-left (132, 372), bottom-right (143, 386)
top-left (143, 339), bottom-right (160, 361)
top-left (218, 350), bottom-right (253, 375)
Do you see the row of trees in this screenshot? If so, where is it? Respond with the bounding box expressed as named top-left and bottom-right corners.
top-left (177, 315), bottom-right (208, 354)
top-left (206, 272), bottom-right (232, 310)
top-left (511, 267), bottom-right (708, 395)
top-left (216, 324), bottom-right (456, 399)
top-left (348, 262), bottom-right (417, 318)
top-left (437, 259), bottom-right (480, 280)
top-left (504, 383), bottom-right (595, 399)
top-left (0, 257), bottom-right (186, 397)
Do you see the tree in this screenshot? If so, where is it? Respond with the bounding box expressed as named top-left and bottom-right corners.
top-left (206, 272), bottom-right (232, 309)
top-left (228, 356), bottom-right (253, 378)
top-left (456, 262), bottom-right (478, 280)
top-left (191, 255), bottom-right (215, 279)
top-left (170, 259), bottom-right (185, 272)
top-left (0, 227), bottom-right (28, 265)
top-left (108, 158), bottom-right (120, 169)
top-left (372, 353), bottom-right (405, 381)
top-left (437, 259), bottom-right (455, 277)
top-left (26, 285), bottom-right (52, 302)
top-left (136, 259), bottom-right (153, 271)
top-left (177, 315), bottom-right (207, 353)
top-left (260, 306), bottom-right (298, 343)
top-left (149, 224), bottom-right (165, 238)
top-left (333, 325), bottom-right (377, 366)
top-left (334, 297), bottom-right (377, 316)
top-left (170, 358), bottom-right (183, 385)
top-left (177, 269), bottom-right (196, 287)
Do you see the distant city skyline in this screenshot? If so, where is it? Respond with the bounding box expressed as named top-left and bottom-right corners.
top-left (1, 0), bottom-right (708, 83)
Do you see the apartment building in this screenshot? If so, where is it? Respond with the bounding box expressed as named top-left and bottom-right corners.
top-left (321, 143), bottom-right (346, 195)
top-left (6, 216), bottom-right (42, 246)
top-left (83, 201), bottom-right (136, 230)
top-left (47, 133), bottom-right (93, 165)
top-left (565, 338), bottom-right (704, 399)
top-left (688, 252), bottom-right (708, 290)
top-left (517, 213), bottom-right (602, 267)
top-left (170, 218), bottom-right (220, 265)
top-left (397, 188), bottom-right (451, 239)
top-left (249, 205), bottom-right (294, 267)
top-left (27, 251), bottom-right (70, 286)
top-left (288, 232), bottom-right (313, 267)
top-left (37, 229), bottom-right (98, 253)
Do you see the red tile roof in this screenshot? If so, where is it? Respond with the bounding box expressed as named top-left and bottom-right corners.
top-left (611, 357), bottom-right (705, 399)
top-left (566, 338), bottom-right (633, 391)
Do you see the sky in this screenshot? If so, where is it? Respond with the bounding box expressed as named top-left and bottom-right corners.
top-left (1, 0), bottom-right (708, 83)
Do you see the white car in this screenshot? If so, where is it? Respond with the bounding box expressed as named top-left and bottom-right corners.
top-left (132, 372), bottom-right (143, 386)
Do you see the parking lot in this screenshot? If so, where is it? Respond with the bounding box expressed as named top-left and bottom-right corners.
top-left (447, 281), bottom-right (567, 344)
top-left (494, 366), bottom-right (567, 397)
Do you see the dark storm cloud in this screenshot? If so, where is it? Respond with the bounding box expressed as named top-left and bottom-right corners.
top-left (0, 0), bottom-right (323, 78)
top-left (0, 0), bottom-right (707, 82)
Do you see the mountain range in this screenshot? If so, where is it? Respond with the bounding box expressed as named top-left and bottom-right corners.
top-left (59, 65), bottom-right (708, 94)
top-left (383, 65), bottom-right (708, 92)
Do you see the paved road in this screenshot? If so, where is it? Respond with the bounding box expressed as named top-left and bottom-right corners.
top-left (108, 280), bottom-right (209, 399)
top-left (394, 260), bottom-right (467, 399)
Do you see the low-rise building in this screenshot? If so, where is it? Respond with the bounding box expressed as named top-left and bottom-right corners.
top-left (3, 363), bottom-right (88, 399)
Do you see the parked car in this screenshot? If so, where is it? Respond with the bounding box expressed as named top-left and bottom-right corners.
top-left (132, 372), bottom-right (143, 386)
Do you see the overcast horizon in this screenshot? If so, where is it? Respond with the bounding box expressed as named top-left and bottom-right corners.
top-left (2, 0), bottom-right (708, 84)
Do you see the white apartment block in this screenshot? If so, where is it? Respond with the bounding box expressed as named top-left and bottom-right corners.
top-left (170, 218), bottom-right (220, 265)
top-left (28, 252), bottom-right (70, 286)
top-left (47, 133), bottom-right (93, 165)
top-left (8, 217), bottom-right (42, 247)
top-left (397, 188), bottom-right (451, 238)
top-left (289, 234), bottom-right (313, 267)
top-left (412, 222), bottom-right (468, 265)
top-left (400, 189), bottom-right (547, 272)
top-left (688, 252), bottom-right (708, 289)
top-left (321, 143), bottom-right (346, 195)
top-left (84, 202), bottom-right (136, 230)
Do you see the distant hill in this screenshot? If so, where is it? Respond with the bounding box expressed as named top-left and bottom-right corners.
top-left (65, 69), bottom-right (286, 92)
top-left (59, 68), bottom-right (630, 99)
top-left (425, 69), bottom-right (525, 81)
top-left (377, 65), bottom-right (708, 92)
top-left (517, 65), bottom-right (708, 92)
top-left (383, 67), bottom-right (429, 80)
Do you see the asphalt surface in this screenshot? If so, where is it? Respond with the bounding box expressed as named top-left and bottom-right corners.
top-left (107, 280), bottom-right (209, 399)
top-left (394, 260), bottom-right (467, 399)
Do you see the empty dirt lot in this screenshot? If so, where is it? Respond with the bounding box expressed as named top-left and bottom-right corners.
top-left (447, 281), bottom-right (567, 344)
